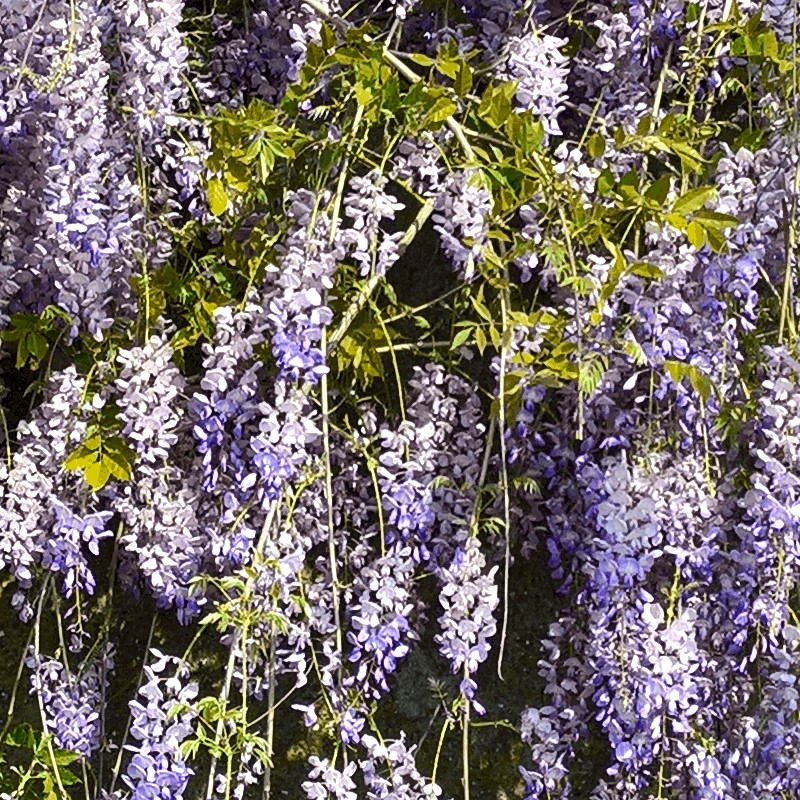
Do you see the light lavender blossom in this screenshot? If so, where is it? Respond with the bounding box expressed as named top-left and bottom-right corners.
top-left (342, 170), bottom-right (404, 277)
top-left (432, 170), bottom-right (492, 280)
top-left (501, 30), bottom-right (570, 137)
top-left (302, 756), bottom-right (358, 800)
top-left (27, 644), bottom-right (114, 758)
top-left (435, 536), bottom-right (498, 714)
top-left (122, 649), bottom-right (197, 800)
top-left (360, 733), bottom-right (445, 799)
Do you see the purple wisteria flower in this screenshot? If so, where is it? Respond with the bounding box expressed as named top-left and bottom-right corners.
top-left (123, 650), bottom-right (197, 800)
top-left (27, 644), bottom-right (114, 758)
top-left (190, 304), bottom-right (268, 494)
top-left (0, 367), bottom-right (93, 617)
top-left (44, 500), bottom-right (114, 597)
top-left (390, 135), bottom-right (445, 197)
top-left (342, 170), bottom-right (404, 277)
top-left (360, 733), bottom-right (445, 799)
top-left (302, 756), bottom-right (358, 800)
top-left (112, 0), bottom-right (189, 145)
top-left (198, 0), bottom-right (330, 112)
top-left (263, 189), bottom-right (342, 385)
top-left (435, 537), bottom-right (498, 715)
top-left (345, 545), bottom-right (418, 700)
top-left (404, 364), bottom-right (486, 565)
top-left (187, 298), bottom-right (320, 572)
top-left (0, 0), bottom-right (138, 338)
top-left (628, 0), bottom-right (683, 64)
top-left (432, 170), bottom-right (492, 280)
top-left (114, 333), bottom-right (207, 622)
top-left (3, 2), bottom-right (800, 799)
top-left (500, 30), bottom-right (569, 137)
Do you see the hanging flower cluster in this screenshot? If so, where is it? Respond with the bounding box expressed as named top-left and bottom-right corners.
top-left (2, 1), bottom-right (800, 799)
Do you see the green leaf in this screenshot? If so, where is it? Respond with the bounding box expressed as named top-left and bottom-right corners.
top-left (596, 168), bottom-right (615, 195)
top-left (258, 147), bottom-right (275, 181)
top-left (472, 289), bottom-right (492, 321)
top-left (320, 23), bottom-right (336, 50)
top-left (687, 220), bottom-right (706, 249)
top-left (762, 29), bottom-right (779, 59)
top-left (64, 444), bottom-right (99, 472)
top-left (477, 82), bottom-right (516, 129)
top-left (658, 112), bottom-right (680, 136)
top-left (665, 360), bottom-right (715, 404)
top-left (629, 261), bottom-right (664, 280)
top-left (455, 61), bottom-right (473, 96)
top-left (408, 54), bottom-right (435, 67)
top-left (578, 354), bottom-right (608, 396)
top-left (491, 370), bottom-right (526, 423)
top-left (672, 186), bottom-right (717, 216)
top-left (636, 114), bottom-right (653, 136)
top-left (52, 749), bottom-right (81, 767)
top-left (644, 174), bottom-right (671, 205)
top-left (171, 325), bottom-right (201, 352)
top-left (102, 438), bottom-right (135, 482)
top-left (84, 432), bottom-right (102, 450)
top-left (84, 459), bottom-right (111, 491)
top-left (505, 112), bottom-right (544, 152)
top-left (475, 325), bottom-right (487, 354)
top-left (243, 136), bottom-right (262, 163)
top-left (587, 132), bottom-right (606, 159)
top-left (745, 7), bottom-right (762, 33)
top-left (705, 225), bottom-right (729, 253)
top-left (668, 141), bottom-right (705, 173)
top-left (425, 95), bottom-right (458, 124)
top-left (354, 82), bottom-right (372, 107)
top-left (435, 59), bottom-right (459, 80)
top-left (28, 331), bottom-right (48, 363)
top-left (58, 768), bottom-right (81, 786)
top-left (597, 238), bottom-right (626, 307)
top-left (624, 339), bottom-right (648, 366)
top-left (451, 327), bottom-right (472, 350)
top-left (693, 209), bottom-right (739, 229)
top-left (667, 212), bottom-right (687, 230)
top-left (382, 74), bottom-right (401, 115)
top-left (5, 723), bottom-right (36, 749)
top-left (665, 359), bottom-right (690, 385)
top-left (208, 177), bottom-right (229, 216)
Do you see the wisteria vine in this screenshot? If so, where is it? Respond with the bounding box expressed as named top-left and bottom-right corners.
top-left (1, 1), bottom-right (800, 799)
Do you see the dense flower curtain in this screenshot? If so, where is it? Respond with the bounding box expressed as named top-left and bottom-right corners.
top-left (1, 1), bottom-right (800, 799)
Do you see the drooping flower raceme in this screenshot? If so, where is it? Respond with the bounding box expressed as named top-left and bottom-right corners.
top-left (403, 364), bottom-right (486, 566)
top-left (123, 650), bottom-right (197, 800)
top-left (501, 30), bottom-right (570, 137)
top-left (360, 733), bottom-right (445, 800)
top-left (345, 545), bottom-right (418, 700)
top-left (0, 367), bottom-right (92, 617)
top-left (0, 0), bottom-right (139, 339)
top-left (432, 170), bottom-right (492, 280)
top-left (114, 333), bottom-right (207, 622)
top-left (112, 0), bottom-right (190, 148)
top-left (27, 645), bottom-right (114, 759)
top-left (342, 169), bottom-right (405, 277)
top-left (44, 500), bottom-right (114, 597)
top-left (390, 135), bottom-right (445, 198)
top-left (302, 756), bottom-right (358, 800)
top-left (435, 536), bottom-right (498, 714)
top-left (112, 0), bottom-right (208, 226)
top-left (263, 189), bottom-right (343, 385)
